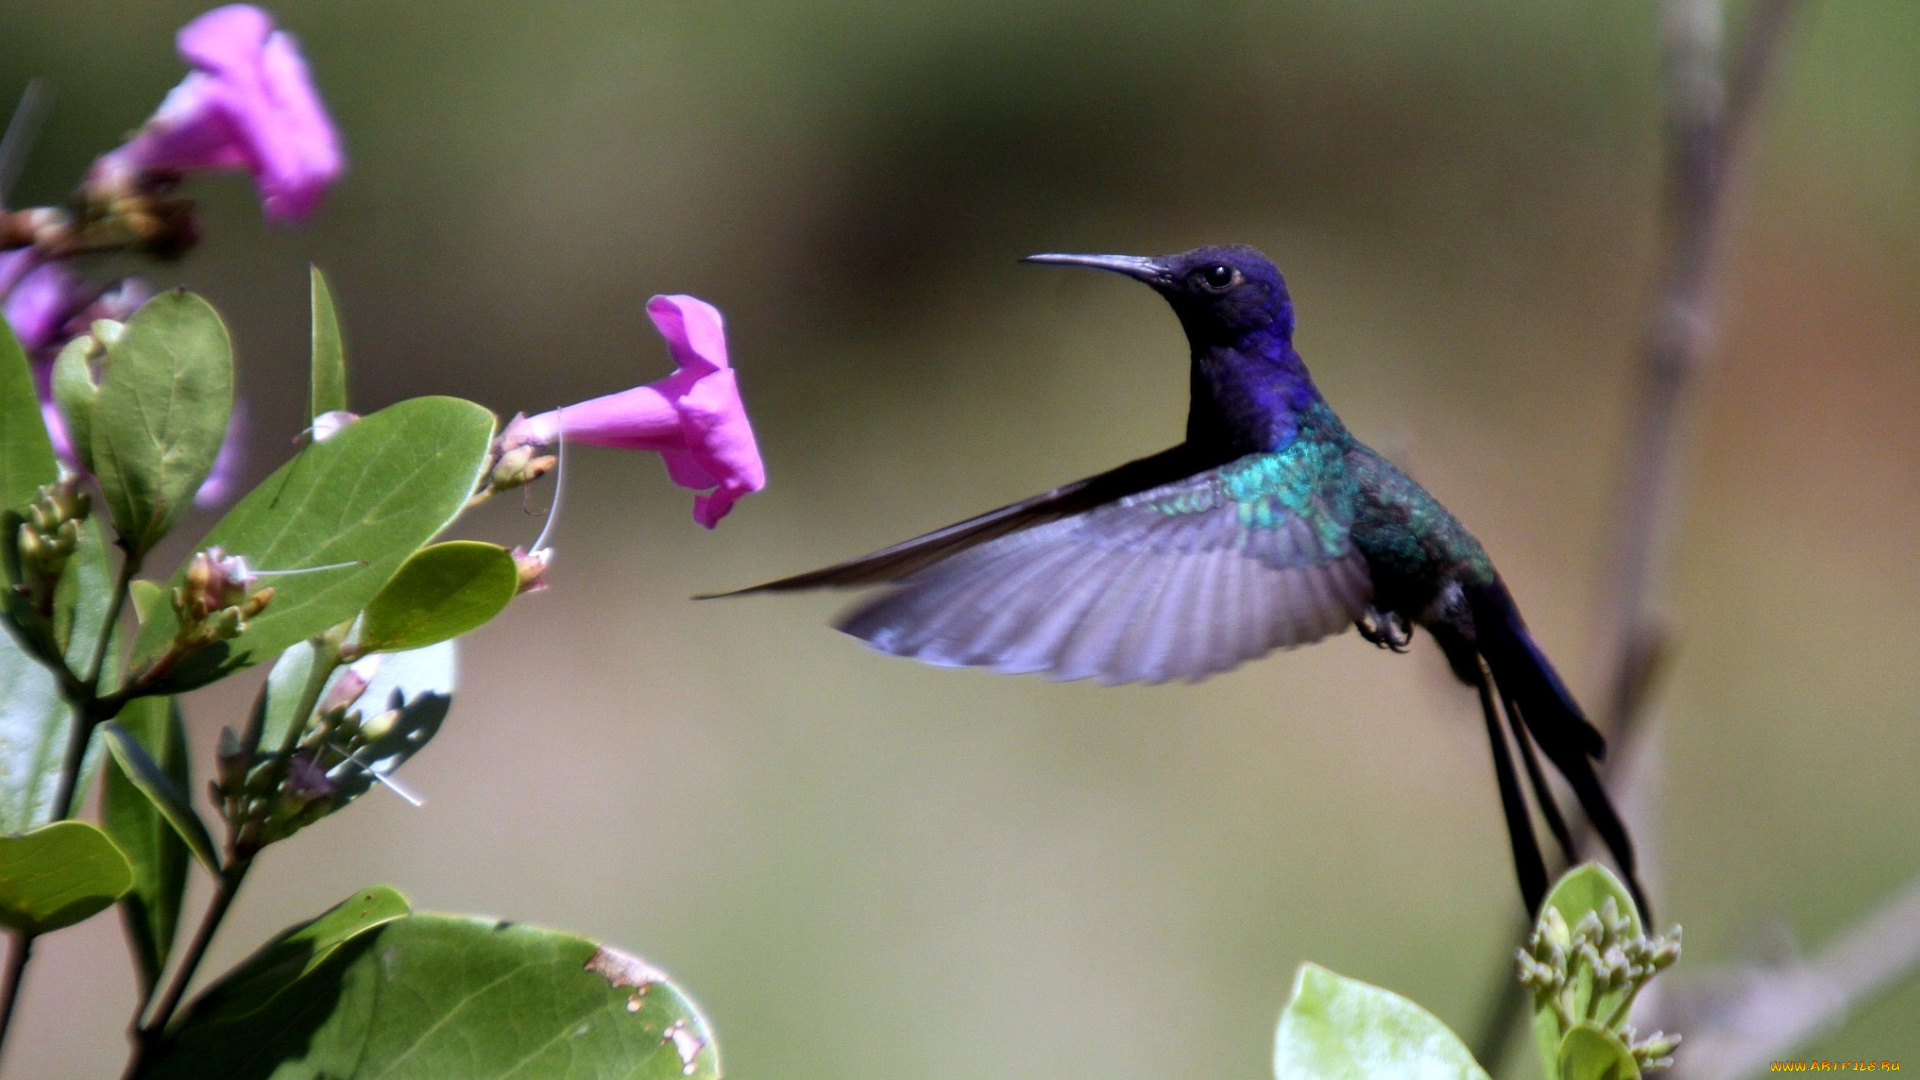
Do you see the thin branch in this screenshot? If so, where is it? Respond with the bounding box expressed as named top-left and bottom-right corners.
top-left (1475, 1), bottom-right (1805, 1072)
top-left (123, 856), bottom-right (253, 1080)
top-left (1657, 869), bottom-right (1920, 1079)
top-left (0, 932), bottom-right (32, 1067)
top-left (1599, 0), bottom-right (1803, 735)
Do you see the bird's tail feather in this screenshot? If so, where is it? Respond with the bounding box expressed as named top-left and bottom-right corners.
top-left (1468, 580), bottom-right (1651, 922)
top-left (1471, 660), bottom-right (1549, 915)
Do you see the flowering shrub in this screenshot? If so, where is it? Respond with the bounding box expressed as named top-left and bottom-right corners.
top-left (0, 7), bottom-right (757, 1076)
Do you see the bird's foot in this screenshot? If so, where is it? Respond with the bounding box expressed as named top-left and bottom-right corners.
top-left (1357, 607), bottom-right (1414, 653)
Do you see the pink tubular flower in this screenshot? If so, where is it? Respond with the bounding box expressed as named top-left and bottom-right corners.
top-left (3, 271), bottom-right (153, 470)
top-left (505, 295), bottom-right (765, 528)
top-left (88, 5), bottom-right (342, 222)
top-left (1, 253), bottom-right (84, 354)
top-left (194, 401), bottom-right (248, 507)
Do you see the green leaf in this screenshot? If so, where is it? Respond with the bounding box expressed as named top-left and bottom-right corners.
top-left (1558, 1023), bottom-right (1641, 1080)
top-left (1274, 963), bottom-right (1491, 1080)
top-left (1532, 863), bottom-right (1645, 1078)
top-left (253, 642), bottom-right (322, 758)
top-left (99, 721), bottom-right (219, 874)
top-left (54, 516), bottom-right (118, 815)
top-left (0, 510), bottom-right (107, 830)
top-left (0, 625), bottom-right (67, 833)
top-left (310, 266), bottom-right (347, 419)
top-left (170, 886), bottom-right (410, 1028)
top-left (55, 514), bottom-right (116, 675)
top-left (129, 579), bottom-right (169, 626)
top-left (1544, 864), bottom-right (1644, 939)
top-left (0, 819), bottom-right (134, 934)
top-left (50, 336), bottom-right (100, 476)
top-left (0, 316), bottom-right (58, 513)
top-left (100, 695), bottom-right (192, 995)
top-left (130, 396), bottom-right (496, 693)
top-left (89, 290), bottom-right (235, 557)
top-left (149, 908), bottom-right (720, 1080)
top-left (357, 542), bottom-right (516, 654)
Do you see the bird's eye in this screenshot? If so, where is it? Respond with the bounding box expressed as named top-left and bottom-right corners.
top-left (1196, 264), bottom-right (1238, 292)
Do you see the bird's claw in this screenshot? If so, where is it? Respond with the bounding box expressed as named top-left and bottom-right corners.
top-left (1357, 607), bottom-right (1414, 653)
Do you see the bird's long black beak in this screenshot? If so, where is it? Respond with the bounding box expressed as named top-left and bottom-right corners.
top-left (1021, 252), bottom-right (1174, 287)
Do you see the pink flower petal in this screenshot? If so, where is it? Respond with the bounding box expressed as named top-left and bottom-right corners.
top-left (90, 4), bottom-right (343, 223)
top-left (1, 258), bottom-right (82, 354)
top-left (506, 294), bottom-right (764, 527)
top-left (646, 295), bottom-right (729, 374)
top-left (194, 402), bottom-right (248, 507)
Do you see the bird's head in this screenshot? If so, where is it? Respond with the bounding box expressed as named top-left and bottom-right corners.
top-left (1022, 244), bottom-right (1294, 347)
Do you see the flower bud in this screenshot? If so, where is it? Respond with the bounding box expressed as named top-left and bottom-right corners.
top-left (241, 586), bottom-right (274, 619)
top-left (173, 547), bottom-right (274, 644)
top-left (284, 753), bottom-right (338, 800)
top-left (1540, 906), bottom-right (1571, 951)
top-left (319, 658), bottom-right (379, 716)
top-left (311, 410), bottom-right (357, 442)
top-left (16, 525), bottom-right (44, 568)
top-left (1634, 1031), bottom-right (1681, 1062)
top-left (214, 726), bottom-right (249, 794)
top-left (358, 708), bottom-right (400, 744)
top-left (511, 546), bottom-right (551, 595)
top-left (487, 444), bottom-right (556, 494)
top-left (1574, 911), bottom-right (1604, 945)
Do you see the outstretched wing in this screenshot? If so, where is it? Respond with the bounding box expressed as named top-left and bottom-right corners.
top-left (713, 444), bottom-right (1209, 593)
top-left (838, 446), bottom-right (1373, 684)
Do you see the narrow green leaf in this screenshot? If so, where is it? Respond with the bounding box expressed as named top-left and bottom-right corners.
top-left (254, 641), bottom-right (321, 757)
top-left (358, 542), bottom-right (516, 654)
top-left (310, 266), bottom-right (348, 419)
top-left (150, 909), bottom-right (719, 1080)
top-left (98, 721), bottom-right (219, 874)
top-left (0, 316), bottom-right (58, 512)
top-left (1558, 1023), bottom-right (1641, 1080)
top-left (0, 819), bottom-right (134, 934)
top-left (130, 396), bottom-right (497, 693)
top-left (171, 885), bottom-right (410, 1027)
top-left (100, 695), bottom-right (192, 995)
top-left (1274, 963), bottom-right (1491, 1080)
top-left (89, 290), bottom-right (235, 556)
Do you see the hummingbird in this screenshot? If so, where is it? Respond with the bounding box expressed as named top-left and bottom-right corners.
top-left (724, 245), bottom-right (1646, 920)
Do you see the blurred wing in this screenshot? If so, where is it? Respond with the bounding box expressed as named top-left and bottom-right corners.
top-left (838, 451), bottom-right (1373, 684)
top-left (712, 444), bottom-right (1207, 594)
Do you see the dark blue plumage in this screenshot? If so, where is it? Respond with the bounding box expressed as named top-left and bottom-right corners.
top-left (725, 245), bottom-right (1646, 919)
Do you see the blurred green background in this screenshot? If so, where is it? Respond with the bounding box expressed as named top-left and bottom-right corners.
top-left (4, 0), bottom-right (1918, 1075)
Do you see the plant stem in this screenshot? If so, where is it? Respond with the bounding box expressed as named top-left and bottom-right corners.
top-left (124, 855), bottom-right (253, 1078)
top-left (47, 551), bottom-right (139, 822)
top-left (118, 631), bottom-right (342, 1077)
top-left (277, 636), bottom-right (342, 762)
top-left (83, 551), bottom-right (139, 689)
top-left (0, 931), bottom-right (33, 1069)
top-left (0, 552), bottom-right (143, 1071)
top-left (1473, 2), bottom-right (1803, 1072)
